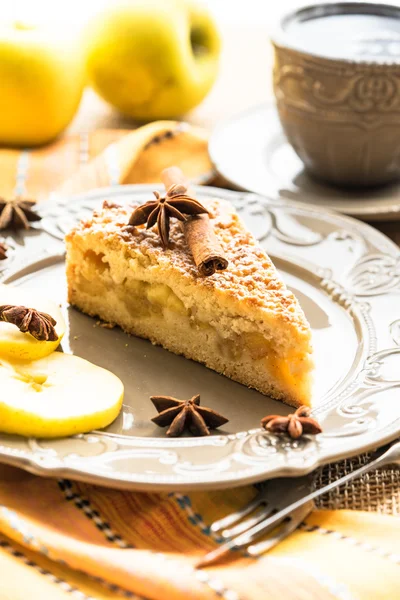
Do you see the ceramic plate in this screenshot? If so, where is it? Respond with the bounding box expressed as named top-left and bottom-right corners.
top-left (209, 104), bottom-right (400, 221)
top-left (0, 184), bottom-right (399, 491)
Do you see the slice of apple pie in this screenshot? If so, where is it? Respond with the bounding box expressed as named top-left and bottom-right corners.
top-left (66, 196), bottom-right (313, 407)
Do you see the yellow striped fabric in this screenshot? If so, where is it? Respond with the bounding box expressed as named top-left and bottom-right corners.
top-left (0, 464), bottom-right (399, 600)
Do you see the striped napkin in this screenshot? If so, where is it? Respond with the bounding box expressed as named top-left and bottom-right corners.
top-left (0, 123), bottom-right (399, 600)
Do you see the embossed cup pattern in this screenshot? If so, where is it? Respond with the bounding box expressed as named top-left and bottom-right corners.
top-left (272, 44), bottom-right (400, 187)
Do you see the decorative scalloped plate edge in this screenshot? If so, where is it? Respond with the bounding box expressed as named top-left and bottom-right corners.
top-left (0, 184), bottom-right (398, 490)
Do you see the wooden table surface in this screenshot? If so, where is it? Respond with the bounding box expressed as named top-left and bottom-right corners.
top-left (67, 18), bottom-right (400, 246)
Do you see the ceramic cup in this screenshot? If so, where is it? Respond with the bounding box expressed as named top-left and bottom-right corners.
top-left (271, 2), bottom-right (400, 187)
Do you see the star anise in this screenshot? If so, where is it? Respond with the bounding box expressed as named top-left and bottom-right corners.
top-left (0, 241), bottom-right (7, 260)
top-left (0, 305), bottom-right (58, 341)
top-left (0, 197), bottom-right (41, 230)
top-left (129, 183), bottom-right (208, 249)
top-left (261, 405), bottom-right (322, 440)
top-left (151, 394), bottom-right (229, 437)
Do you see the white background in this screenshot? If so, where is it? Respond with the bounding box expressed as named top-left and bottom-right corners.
top-left (3, 1), bottom-right (398, 30)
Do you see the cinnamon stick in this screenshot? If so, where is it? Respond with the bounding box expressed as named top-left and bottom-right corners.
top-left (161, 167), bottom-right (228, 276)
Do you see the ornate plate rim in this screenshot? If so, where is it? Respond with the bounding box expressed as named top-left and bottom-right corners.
top-left (0, 183), bottom-right (398, 491)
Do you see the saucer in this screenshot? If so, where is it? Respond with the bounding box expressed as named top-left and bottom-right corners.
top-left (209, 104), bottom-right (400, 221)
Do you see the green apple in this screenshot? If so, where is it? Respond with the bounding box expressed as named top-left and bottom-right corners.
top-left (0, 21), bottom-right (85, 146)
top-left (85, 0), bottom-right (220, 120)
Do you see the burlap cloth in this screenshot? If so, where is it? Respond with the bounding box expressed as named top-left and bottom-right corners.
top-left (315, 449), bottom-right (400, 515)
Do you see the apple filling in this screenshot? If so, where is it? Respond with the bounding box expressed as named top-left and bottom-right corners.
top-left (117, 281), bottom-right (187, 319)
top-left (83, 250), bottom-right (110, 274)
top-left (186, 325), bottom-right (305, 389)
top-left (74, 250), bottom-right (305, 394)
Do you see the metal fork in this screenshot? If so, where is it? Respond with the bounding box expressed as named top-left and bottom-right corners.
top-left (197, 475), bottom-right (315, 568)
top-left (210, 474), bottom-right (314, 539)
top-left (197, 439), bottom-right (400, 568)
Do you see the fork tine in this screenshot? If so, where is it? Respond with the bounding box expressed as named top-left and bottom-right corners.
top-left (196, 513), bottom-right (289, 569)
top-left (210, 489), bottom-right (270, 533)
top-left (197, 500), bottom-right (314, 569)
top-left (202, 475), bottom-right (314, 568)
top-left (246, 518), bottom-right (293, 555)
top-left (247, 501), bottom-right (313, 556)
top-left (210, 475), bottom-right (313, 535)
top-left (196, 539), bottom-right (239, 569)
top-left (220, 505), bottom-right (275, 539)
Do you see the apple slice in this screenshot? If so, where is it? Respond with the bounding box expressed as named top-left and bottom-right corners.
top-left (0, 353), bottom-right (124, 438)
top-left (0, 284), bottom-right (65, 361)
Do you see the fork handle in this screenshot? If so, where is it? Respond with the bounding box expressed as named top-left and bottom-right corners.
top-left (232, 442), bottom-right (397, 547)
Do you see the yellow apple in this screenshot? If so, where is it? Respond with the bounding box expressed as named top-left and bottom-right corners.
top-left (85, 0), bottom-right (220, 120)
top-left (0, 21), bottom-right (85, 147)
top-left (0, 353), bottom-right (124, 438)
top-left (0, 284), bottom-right (65, 361)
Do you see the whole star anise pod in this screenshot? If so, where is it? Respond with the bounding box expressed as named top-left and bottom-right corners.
top-left (0, 241), bottom-right (7, 260)
top-left (129, 183), bottom-right (208, 249)
top-left (0, 197), bottom-right (41, 230)
top-left (0, 305), bottom-right (58, 341)
top-left (151, 394), bottom-right (229, 437)
top-left (261, 405), bottom-right (322, 440)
